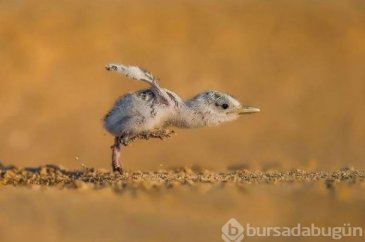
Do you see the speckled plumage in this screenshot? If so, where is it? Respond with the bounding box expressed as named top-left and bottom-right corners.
top-left (104, 88), bottom-right (181, 137)
top-left (103, 63), bottom-right (260, 173)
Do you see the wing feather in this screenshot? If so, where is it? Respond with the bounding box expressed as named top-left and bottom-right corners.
top-left (105, 63), bottom-right (157, 86)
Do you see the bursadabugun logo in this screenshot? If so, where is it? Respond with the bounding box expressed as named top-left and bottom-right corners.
top-left (222, 218), bottom-right (363, 241)
top-left (221, 218), bottom-right (244, 242)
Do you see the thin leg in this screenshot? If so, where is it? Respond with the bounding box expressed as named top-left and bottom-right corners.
top-left (117, 130), bottom-right (174, 146)
top-left (135, 129), bottom-right (175, 141)
top-left (111, 137), bottom-right (123, 174)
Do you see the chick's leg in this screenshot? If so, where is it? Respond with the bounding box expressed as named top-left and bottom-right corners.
top-left (111, 136), bottom-right (122, 173)
top-left (138, 129), bottom-right (175, 140)
top-left (118, 130), bottom-right (175, 146)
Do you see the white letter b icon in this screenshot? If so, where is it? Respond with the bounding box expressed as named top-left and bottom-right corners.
top-left (221, 218), bottom-right (244, 242)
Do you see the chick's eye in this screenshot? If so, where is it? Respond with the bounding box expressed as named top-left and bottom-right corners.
top-left (222, 103), bottom-right (229, 109)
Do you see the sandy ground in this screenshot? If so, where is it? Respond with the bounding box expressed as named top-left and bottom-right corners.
top-left (1, 164), bottom-right (364, 242)
top-left (1, 164), bottom-right (364, 190)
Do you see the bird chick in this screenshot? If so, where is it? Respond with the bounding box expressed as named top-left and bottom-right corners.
top-left (103, 63), bottom-right (260, 173)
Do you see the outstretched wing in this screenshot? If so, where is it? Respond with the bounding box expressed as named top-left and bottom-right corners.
top-left (105, 63), bottom-right (158, 87)
top-left (105, 63), bottom-right (173, 105)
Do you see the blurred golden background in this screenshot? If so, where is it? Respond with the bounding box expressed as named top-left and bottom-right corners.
top-left (1, 0), bottom-right (365, 170)
top-left (1, 2), bottom-right (365, 242)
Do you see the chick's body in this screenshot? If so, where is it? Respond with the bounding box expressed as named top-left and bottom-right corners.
top-left (104, 88), bottom-right (181, 136)
top-left (103, 63), bottom-right (260, 173)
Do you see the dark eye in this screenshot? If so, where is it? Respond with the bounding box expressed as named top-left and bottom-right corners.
top-left (222, 103), bottom-right (229, 109)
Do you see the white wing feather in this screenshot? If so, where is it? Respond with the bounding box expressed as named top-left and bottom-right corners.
top-left (105, 63), bottom-right (156, 85)
top-left (105, 63), bottom-right (173, 105)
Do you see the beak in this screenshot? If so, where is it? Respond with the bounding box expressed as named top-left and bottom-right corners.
top-left (238, 106), bottom-right (260, 115)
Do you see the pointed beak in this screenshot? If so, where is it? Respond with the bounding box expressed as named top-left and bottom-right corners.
top-left (238, 106), bottom-right (260, 115)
